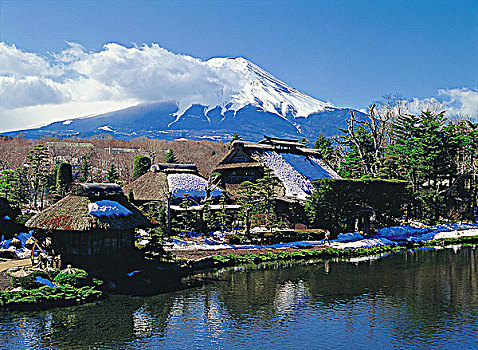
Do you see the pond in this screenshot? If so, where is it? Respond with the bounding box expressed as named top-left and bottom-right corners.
top-left (2, 246), bottom-right (478, 349)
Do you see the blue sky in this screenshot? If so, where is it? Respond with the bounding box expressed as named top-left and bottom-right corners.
top-left (0, 0), bottom-right (477, 130)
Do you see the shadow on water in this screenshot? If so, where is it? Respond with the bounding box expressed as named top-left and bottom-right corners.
top-left (2, 245), bottom-right (478, 349)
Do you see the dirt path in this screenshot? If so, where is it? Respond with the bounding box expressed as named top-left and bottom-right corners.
top-left (0, 258), bottom-right (31, 272)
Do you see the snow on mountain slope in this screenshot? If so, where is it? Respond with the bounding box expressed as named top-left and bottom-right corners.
top-left (205, 57), bottom-right (335, 120)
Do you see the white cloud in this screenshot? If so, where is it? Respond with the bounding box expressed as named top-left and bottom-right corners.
top-left (407, 88), bottom-right (478, 120)
top-left (438, 88), bottom-right (478, 119)
top-left (0, 42), bottom-right (246, 130)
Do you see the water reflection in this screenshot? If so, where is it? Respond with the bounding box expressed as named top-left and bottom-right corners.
top-left (1, 246), bottom-right (478, 349)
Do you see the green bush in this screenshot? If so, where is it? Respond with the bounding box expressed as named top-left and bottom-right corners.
top-left (132, 155), bottom-right (151, 181)
top-left (0, 285), bottom-right (102, 307)
top-left (306, 178), bottom-right (408, 233)
top-left (54, 269), bottom-right (90, 287)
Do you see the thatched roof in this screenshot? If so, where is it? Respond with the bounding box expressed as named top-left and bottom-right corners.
top-left (214, 162), bottom-right (262, 170)
top-left (122, 172), bottom-right (169, 202)
top-left (26, 188), bottom-right (153, 232)
top-left (258, 135), bottom-right (304, 148)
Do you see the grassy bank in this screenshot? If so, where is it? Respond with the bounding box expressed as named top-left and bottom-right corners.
top-left (206, 235), bottom-right (478, 268)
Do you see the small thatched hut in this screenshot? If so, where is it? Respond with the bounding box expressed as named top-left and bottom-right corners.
top-left (123, 163), bottom-right (229, 206)
top-left (26, 183), bottom-right (153, 268)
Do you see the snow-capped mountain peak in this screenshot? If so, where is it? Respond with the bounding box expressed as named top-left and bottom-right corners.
top-left (204, 57), bottom-right (335, 119)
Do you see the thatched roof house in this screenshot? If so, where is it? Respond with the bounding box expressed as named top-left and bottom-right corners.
top-left (123, 163), bottom-right (228, 206)
top-left (26, 183), bottom-right (153, 268)
top-left (214, 136), bottom-right (340, 201)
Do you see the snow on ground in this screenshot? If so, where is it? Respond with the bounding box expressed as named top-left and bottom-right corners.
top-left (88, 200), bottom-right (132, 217)
top-left (338, 238), bottom-right (396, 249)
top-left (167, 173), bottom-right (223, 199)
top-left (162, 223), bottom-right (478, 252)
top-left (260, 151), bottom-right (313, 199)
top-left (376, 222), bottom-right (478, 243)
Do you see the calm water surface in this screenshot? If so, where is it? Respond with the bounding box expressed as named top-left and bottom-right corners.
top-left (1, 246), bottom-right (478, 349)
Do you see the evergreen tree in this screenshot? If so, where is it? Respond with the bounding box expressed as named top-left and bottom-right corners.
top-left (313, 135), bottom-right (335, 160)
top-left (338, 125), bottom-right (375, 178)
top-left (299, 137), bottom-right (308, 147)
top-left (256, 168), bottom-right (279, 230)
top-left (228, 133), bottom-right (242, 149)
top-left (105, 163), bottom-right (119, 183)
top-left (202, 197), bottom-right (216, 232)
top-left (175, 194), bottom-right (200, 233)
top-left (0, 169), bottom-right (18, 204)
top-left (79, 156), bottom-right (90, 182)
top-left (237, 181), bottom-right (260, 233)
top-left (215, 195), bottom-right (231, 231)
top-left (132, 155), bottom-right (151, 180)
top-left (26, 144), bottom-right (50, 209)
top-left (164, 149), bottom-right (178, 163)
top-left (56, 162), bottom-right (73, 195)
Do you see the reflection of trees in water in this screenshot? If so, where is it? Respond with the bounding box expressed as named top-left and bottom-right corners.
top-left (215, 268), bottom-right (314, 325)
top-left (7, 293), bottom-right (175, 349)
top-left (212, 247), bottom-right (478, 339)
top-left (3, 247), bottom-right (478, 348)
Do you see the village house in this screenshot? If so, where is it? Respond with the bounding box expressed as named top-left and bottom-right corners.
top-left (213, 136), bottom-right (341, 228)
top-left (214, 136), bottom-right (340, 199)
top-left (25, 183), bottom-right (153, 268)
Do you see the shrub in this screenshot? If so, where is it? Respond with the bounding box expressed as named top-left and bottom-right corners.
top-left (132, 155), bottom-right (151, 181)
top-left (54, 269), bottom-right (90, 287)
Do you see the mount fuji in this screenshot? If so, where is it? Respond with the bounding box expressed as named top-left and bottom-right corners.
top-left (5, 56), bottom-right (361, 141)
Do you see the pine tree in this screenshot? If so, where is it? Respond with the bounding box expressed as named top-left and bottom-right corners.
top-left (256, 168), bottom-right (279, 230)
top-left (0, 169), bottom-right (18, 204)
top-left (215, 195), bottom-right (231, 231)
top-left (237, 181), bottom-right (260, 233)
top-left (105, 163), bottom-right (119, 183)
top-left (202, 197), bottom-right (216, 232)
top-left (26, 144), bottom-right (50, 209)
top-left (79, 156), bottom-right (90, 182)
top-left (228, 133), bottom-right (242, 149)
top-left (313, 135), bottom-right (334, 160)
top-left (175, 194), bottom-right (199, 233)
top-left (164, 149), bottom-right (177, 163)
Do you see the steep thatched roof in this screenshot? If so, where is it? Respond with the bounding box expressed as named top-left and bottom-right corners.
top-left (214, 162), bottom-right (262, 170)
top-left (122, 172), bottom-right (169, 202)
top-left (26, 186), bottom-right (153, 232)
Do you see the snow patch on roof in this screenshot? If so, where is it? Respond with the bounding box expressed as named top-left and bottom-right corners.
top-left (260, 151), bottom-right (340, 199)
top-left (281, 153), bottom-right (340, 180)
top-left (167, 173), bottom-right (222, 199)
top-left (260, 151), bottom-right (313, 199)
top-left (88, 200), bottom-right (132, 217)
